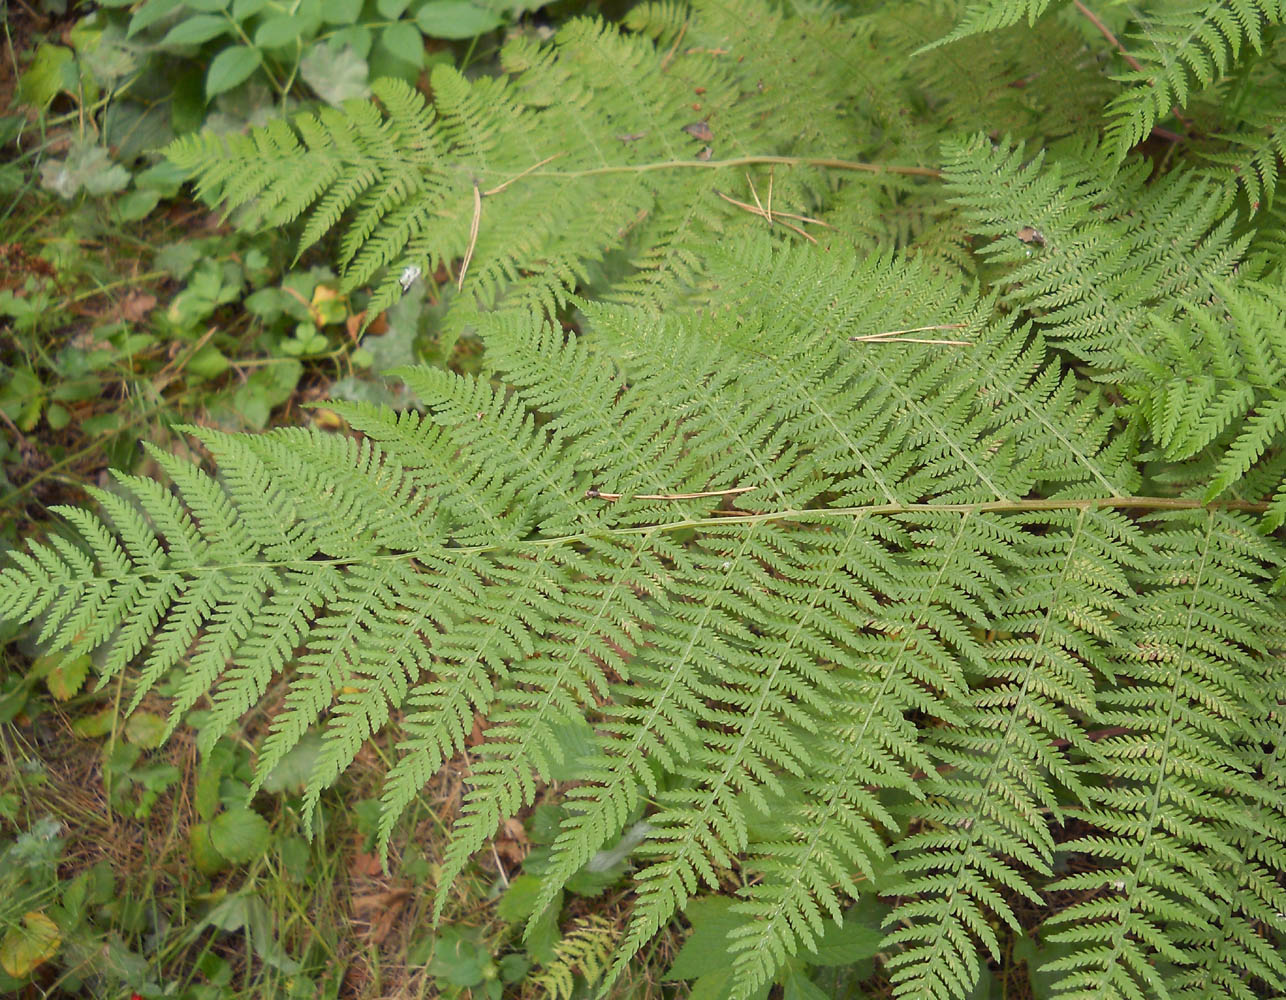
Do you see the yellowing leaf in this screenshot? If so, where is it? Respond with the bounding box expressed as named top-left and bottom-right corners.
top-left (16, 44), bottom-right (76, 110)
top-left (310, 284), bottom-right (348, 325)
top-left (45, 654), bottom-right (91, 701)
top-left (0, 911), bottom-right (61, 978)
top-left (125, 710), bottom-right (168, 748)
top-left (72, 706), bottom-right (116, 739)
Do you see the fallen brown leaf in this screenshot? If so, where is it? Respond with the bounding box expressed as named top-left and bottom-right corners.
top-left (682, 120), bottom-right (714, 142)
top-left (351, 889), bottom-right (412, 916)
top-left (496, 816), bottom-right (529, 864)
top-left (120, 292), bottom-right (157, 323)
top-left (350, 850), bottom-right (383, 878)
top-left (353, 889), bottom-right (412, 945)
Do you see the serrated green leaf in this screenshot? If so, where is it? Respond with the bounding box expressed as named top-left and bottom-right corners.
top-left (39, 143), bottom-right (129, 199)
top-left (187, 344), bottom-right (230, 379)
top-left (195, 742), bottom-right (236, 821)
top-left (322, 0), bottom-right (364, 23)
top-left (114, 189), bottom-right (162, 223)
top-left (427, 926), bottom-right (490, 987)
top-left (206, 45), bottom-right (262, 98)
top-left (546, 714), bottom-right (598, 782)
top-left (806, 910), bottom-right (885, 966)
top-left (209, 807), bottom-right (271, 864)
top-left (299, 43), bottom-right (369, 105)
top-left (231, 0), bottom-right (270, 18)
top-left (72, 707), bottom-right (116, 739)
top-left (666, 897), bottom-right (740, 980)
top-left (260, 730), bottom-right (324, 794)
top-left (254, 14), bottom-right (308, 47)
top-left (497, 874), bottom-right (542, 923)
top-left (16, 44), bottom-right (76, 109)
top-left (127, 0), bottom-right (185, 35)
top-left (781, 966), bottom-right (831, 1000)
top-left (190, 822), bottom-right (229, 874)
top-left (0, 680), bottom-right (30, 727)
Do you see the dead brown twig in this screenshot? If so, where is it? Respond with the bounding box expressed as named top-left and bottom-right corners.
top-left (716, 172), bottom-right (830, 242)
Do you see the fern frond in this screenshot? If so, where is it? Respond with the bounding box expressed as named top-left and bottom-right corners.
top-left (1200, 105), bottom-right (1286, 212)
top-left (165, 0), bottom-right (919, 322)
top-left (1167, 693), bottom-right (1286, 999)
top-left (888, 9), bottom-right (1114, 143)
top-left (0, 240), bottom-right (1169, 1000)
top-left (1125, 279), bottom-right (1286, 527)
top-left (942, 133), bottom-right (1247, 377)
top-left (527, 914), bottom-right (616, 1000)
top-left (718, 510), bottom-right (1001, 997)
top-left (881, 508), bottom-right (1146, 1000)
top-left (1105, 0), bottom-right (1286, 155)
top-left (915, 0), bottom-right (1057, 52)
top-left (1040, 509), bottom-right (1285, 1000)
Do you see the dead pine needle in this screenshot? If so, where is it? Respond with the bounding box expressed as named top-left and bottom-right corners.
top-left (585, 485), bottom-right (757, 502)
top-left (483, 154), bottom-right (563, 197)
top-left (747, 170), bottom-right (770, 223)
top-left (660, 20), bottom-right (689, 71)
top-left (457, 181), bottom-right (483, 292)
top-left (715, 180), bottom-right (829, 243)
top-left (850, 323), bottom-right (972, 346)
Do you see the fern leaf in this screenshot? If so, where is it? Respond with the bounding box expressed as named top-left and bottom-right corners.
top-left (1200, 106), bottom-right (1286, 212)
top-left (942, 134), bottom-right (1247, 377)
top-left (1040, 510), bottom-right (1285, 1000)
top-left (1106, 0), bottom-right (1286, 155)
top-left (164, 0), bottom-right (923, 322)
top-left (881, 508), bottom-right (1146, 1000)
top-left (4, 230), bottom-right (1285, 1000)
top-left (915, 0), bottom-right (1057, 51)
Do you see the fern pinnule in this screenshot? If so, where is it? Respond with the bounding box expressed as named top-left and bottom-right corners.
top-left (718, 507), bottom-right (1026, 993)
top-left (528, 914), bottom-right (616, 1000)
top-left (1200, 105), bottom-right (1286, 212)
top-left (165, 0), bottom-right (950, 325)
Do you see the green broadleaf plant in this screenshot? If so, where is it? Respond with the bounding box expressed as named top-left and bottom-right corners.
top-left (4, 1), bottom-right (1286, 999)
top-left (112, 0), bottom-right (505, 108)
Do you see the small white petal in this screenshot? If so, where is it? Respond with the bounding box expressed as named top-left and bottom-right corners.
top-left (399, 265), bottom-right (422, 291)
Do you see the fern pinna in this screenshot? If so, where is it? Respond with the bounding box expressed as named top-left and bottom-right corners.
top-left (4, 0), bottom-right (1286, 998)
